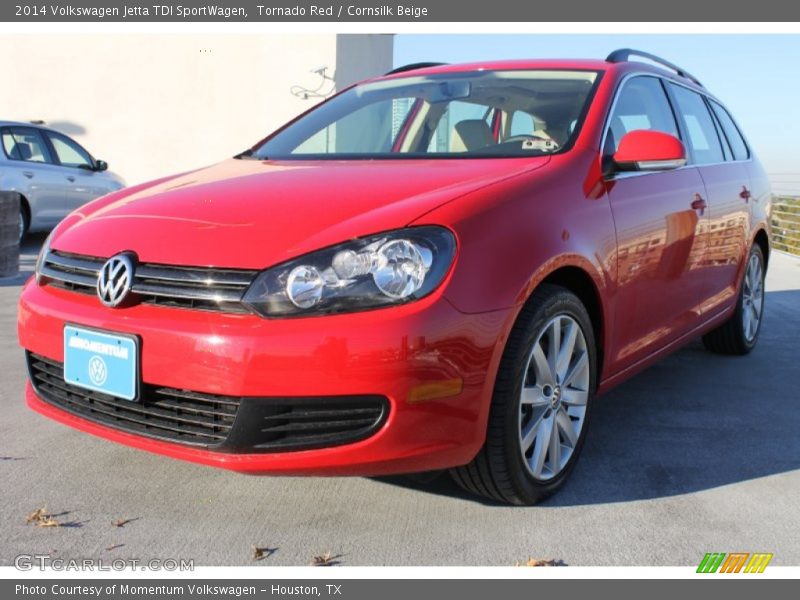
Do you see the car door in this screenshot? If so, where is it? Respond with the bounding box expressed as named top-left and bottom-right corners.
top-left (666, 84), bottom-right (751, 318)
top-left (44, 130), bottom-right (109, 211)
top-left (1, 126), bottom-right (66, 229)
top-left (704, 97), bottom-right (755, 315)
top-left (603, 76), bottom-right (710, 374)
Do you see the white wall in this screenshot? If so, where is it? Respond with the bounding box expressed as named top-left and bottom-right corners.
top-left (335, 34), bottom-right (395, 89)
top-left (0, 34), bottom-right (393, 185)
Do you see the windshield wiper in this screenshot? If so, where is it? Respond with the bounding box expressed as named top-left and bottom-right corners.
top-left (234, 149), bottom-right (263, 160)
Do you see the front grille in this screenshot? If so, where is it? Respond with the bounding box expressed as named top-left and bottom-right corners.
top-left (28, 353), bottom-right (389, 452)
top-left (28, 353), bottom-right (239, 446)
top-left (40, 250), bottom-right (258, 314)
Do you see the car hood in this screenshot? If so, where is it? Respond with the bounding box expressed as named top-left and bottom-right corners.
top-left (53, 156), bottom-right (549, 269)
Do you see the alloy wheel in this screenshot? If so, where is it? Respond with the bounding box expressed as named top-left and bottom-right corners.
top-left (742, 252), bottom-right (764, 342)
top-left (518, 314), bottom-right (590, 481)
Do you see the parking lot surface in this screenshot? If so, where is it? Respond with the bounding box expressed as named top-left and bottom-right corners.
top-left (2, 235), bottom-right (798, 566)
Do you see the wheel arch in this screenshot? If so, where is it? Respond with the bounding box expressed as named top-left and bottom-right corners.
top-left (499, 259), bottom-right (608, 386)
top-left (538, 265), bottom-right (606, 380)
top-left (19, 192), bottom-right (30, 219)
top-left (753, 227), bottom-right (770, 267)
top-left (16, 192), bottom-right (31, 237)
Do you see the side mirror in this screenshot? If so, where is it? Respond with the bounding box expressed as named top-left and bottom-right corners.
top-left (94, 159), bottom-right (108, 172)
top-left (613, 130), bottom-right (686, 172)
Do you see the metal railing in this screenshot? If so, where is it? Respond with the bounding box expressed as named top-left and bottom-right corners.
top-left (769, 174), bottom-right (800, 256)
top-left (772, 195), bottom-right (800, 255)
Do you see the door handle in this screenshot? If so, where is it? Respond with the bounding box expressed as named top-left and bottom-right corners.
top-left (22, 171), bottom-right (34, 179)
top-left (691, 194), bottom-right (707, 211)
top-left (66, 176), bottom-right (76, 182)
top-left (740, 186), bottom-right (751, 201)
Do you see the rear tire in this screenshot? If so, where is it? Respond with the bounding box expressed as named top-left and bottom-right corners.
top-left (702, 245), bottom-right (765, 356)
top-left (450, 284), bottom-right (597, 505)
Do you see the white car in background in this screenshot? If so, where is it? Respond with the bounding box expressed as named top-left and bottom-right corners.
top-left (0, 121), bottom-right (125, 241)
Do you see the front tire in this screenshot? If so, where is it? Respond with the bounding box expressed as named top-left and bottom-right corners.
top-left (702, 244), bottom-right (765, 355)
top-left (450, 284), bottom-right (597, 505)
top-left (19, 208), bottom-right (29, 243)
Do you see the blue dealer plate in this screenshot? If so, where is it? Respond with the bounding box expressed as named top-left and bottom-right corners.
top-left (63, 326), bottom-right (138, 401)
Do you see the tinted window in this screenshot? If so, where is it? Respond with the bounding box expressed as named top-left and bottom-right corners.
top-left (48, 132), bottom-right (93, 168)
top-left (1, 127), bottom-right (53, 163)
top-left (254, 70), bottom-right (599, 159)
top-left (710, 101), bottom-right (749, 161)
top-left (606, 76), bottom-right (679, 154)
top-left (668, 85), bottom-right (725, 165)
top-left (713, 114), bottom-right (733, 161)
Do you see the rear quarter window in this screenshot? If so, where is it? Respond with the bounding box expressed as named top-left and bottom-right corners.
top-left (709, 101), bottom-right (749, 161)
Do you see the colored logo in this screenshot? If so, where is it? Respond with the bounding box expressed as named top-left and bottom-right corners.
top-left (88, 355), bottom-right (108, 386)
top-left (697, 552), bottom-right (773, 573)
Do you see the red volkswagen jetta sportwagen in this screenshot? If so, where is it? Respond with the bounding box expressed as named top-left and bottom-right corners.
top-left (18, 50), bottom-right (770, 504)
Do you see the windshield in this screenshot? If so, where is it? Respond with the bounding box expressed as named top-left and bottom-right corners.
top-left (251, 70), bottom-right (600, 160)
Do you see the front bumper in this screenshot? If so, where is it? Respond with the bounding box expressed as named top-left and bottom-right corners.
top-left (19, 280), bottom-right (511, 475)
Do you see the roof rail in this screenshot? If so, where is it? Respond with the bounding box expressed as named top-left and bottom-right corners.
top-left (606, 48), bottom-right (704, 87)
top-left (385, 62), bottom-right (447, 76)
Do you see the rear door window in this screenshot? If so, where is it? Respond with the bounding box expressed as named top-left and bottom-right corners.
top-left (1, 127), bottom-right (54, 164)
top-left (668, 84), bottom-right (725, 165)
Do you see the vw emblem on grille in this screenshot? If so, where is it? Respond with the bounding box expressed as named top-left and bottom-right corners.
top-left (97, 253), bottom-right (135, 307)
top-left (88, 355), bottom-right (108, 386)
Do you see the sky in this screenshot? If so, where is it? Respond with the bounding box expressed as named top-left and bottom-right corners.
top-left (395, 34), bottom-right (800, 193)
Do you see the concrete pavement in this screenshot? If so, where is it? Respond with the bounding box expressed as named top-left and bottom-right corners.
top-left (1, 234), bottom-right (798, 566)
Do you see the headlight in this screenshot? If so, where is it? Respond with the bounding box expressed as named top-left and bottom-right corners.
top-left (242, 226), bottom-right (456, 317)
top-left (34, 231), bottom-right (53, 284)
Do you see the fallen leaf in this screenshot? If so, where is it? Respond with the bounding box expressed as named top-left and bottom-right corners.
top-left (36, 517), bottom-right (61, 528)
top-left (26, 506), bottom-right (62, 527)
top-left (516, 557), bottom-right (565, 567)
top-left (251, 545), bottom-right (277, 561)
top-left (311, 551), bottom-right (339, 566)
top-left (26, 507), bottom-right (46, 524)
